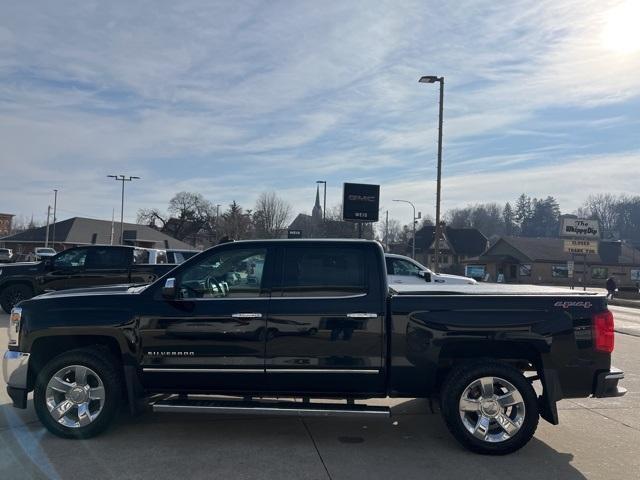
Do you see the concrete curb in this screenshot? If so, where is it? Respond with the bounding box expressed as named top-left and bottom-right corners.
top-left (610, 298), bottom-right (640, 309)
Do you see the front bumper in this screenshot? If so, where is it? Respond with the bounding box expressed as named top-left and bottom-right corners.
top-left (2, 350), bottom-right (30, 409)
top-left (594, 367), bottom-right (627, 398)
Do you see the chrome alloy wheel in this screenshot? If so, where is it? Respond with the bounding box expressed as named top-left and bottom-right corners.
top-left (458, 376), bottom-right (526, 443)
top-left (45, 365), bottom-right (105, 428)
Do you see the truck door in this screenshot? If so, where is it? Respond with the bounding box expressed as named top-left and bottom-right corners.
top-left (139, 245), bottom-right (273, 392)
top-left (83, 246), bottom-right (132, 287)
top-left (265, 243), bottom-right (385, 395)
top-left (40, 247), bottom-right (90, 291)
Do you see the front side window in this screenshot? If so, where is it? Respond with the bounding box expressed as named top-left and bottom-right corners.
top-left (178, 248), bottom-right (267, 299)
top-left (280, 246), bottom-right (366, 297)
top-left (390, 258), bottom-right (422, 277)
top-left (53, 248), bottom-right (88, 269)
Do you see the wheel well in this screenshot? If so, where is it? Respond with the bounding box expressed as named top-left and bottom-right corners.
top-left (28, 336), bottom-right (123, 390)
top-left (437, 341), bottom-right (542, 386)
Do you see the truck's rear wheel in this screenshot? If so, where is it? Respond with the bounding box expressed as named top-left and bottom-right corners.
top-left (0, 284), bottom-right (33, 313)
top-left (440, 361), bottom-right (539, 455)
top-left (34, 348), bottom-right (122, 439)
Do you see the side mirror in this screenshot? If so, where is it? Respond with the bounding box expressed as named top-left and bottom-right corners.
top-left (419, 271), bottom-right (431, 282)
top-left (162, 278), bottom-right (177, 298)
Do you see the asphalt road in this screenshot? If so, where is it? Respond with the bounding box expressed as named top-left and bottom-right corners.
top-left (1, 311), bottom-right (639, 480)
top-left (611, 305), bottom-right (640, 337)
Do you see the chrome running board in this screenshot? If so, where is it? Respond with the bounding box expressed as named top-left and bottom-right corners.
top-left (151, 397), bottom-right (390, 417)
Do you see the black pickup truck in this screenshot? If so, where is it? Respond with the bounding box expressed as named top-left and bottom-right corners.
top-left (3, 239), bottom-right (625, 454)
top-left (0, 245), bottom-right (176, 313)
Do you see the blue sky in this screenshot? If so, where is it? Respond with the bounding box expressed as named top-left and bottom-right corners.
top-left (1, 0), bottom-right (639, 226)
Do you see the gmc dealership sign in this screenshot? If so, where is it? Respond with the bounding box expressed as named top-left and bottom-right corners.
top-left (342, 183), bottom-right (380, 222)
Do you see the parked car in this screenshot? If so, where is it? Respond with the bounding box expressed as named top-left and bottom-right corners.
top-left (3, 239), bottom-right (625, 454)
top-left (385, 253), bottom-right (477, 285)
top-left (0, 248), bottom-right (13, 263)
top-left (34, 247), bottom-right (57, 258)
top-left (25, 247), bottom-right (58, 262)
top-left (0, 245), bottom-right (178, 313)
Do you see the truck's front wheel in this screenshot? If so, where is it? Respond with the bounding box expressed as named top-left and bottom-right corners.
top-left (440, 361), bottom-right (539, 455)
top-left (34, 348), bottom-right (123, 439)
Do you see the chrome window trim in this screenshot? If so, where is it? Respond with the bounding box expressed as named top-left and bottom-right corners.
top-left (167, 292), bottom-right (368, 301)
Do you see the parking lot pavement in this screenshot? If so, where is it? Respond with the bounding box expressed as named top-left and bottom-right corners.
top-left (610, 305), bottom-right (640, 337)
top-left (1, 312), bottom-right (639, 480)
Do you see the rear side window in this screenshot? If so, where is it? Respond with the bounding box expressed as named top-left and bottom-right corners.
top-left (280, 246), bottom-right (367, 297)
top-left (86, 247), bottom-right (131, 268)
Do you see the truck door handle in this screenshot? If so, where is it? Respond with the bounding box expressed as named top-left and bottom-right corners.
top-left (346, 313), bottom-right (379, 318)
top-left (231, 313), bottom-right (263, 318)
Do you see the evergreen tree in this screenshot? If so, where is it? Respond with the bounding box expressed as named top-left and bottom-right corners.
top-left (503, 202), bottom-right (515, 236)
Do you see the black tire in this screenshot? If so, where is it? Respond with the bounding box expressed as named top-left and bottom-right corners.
top-left (0, 284), bottom-right (33, 313)
top-left (34, 347), bottom-right (123, 439)
top-left (440, 360), bottom-right (539, 455)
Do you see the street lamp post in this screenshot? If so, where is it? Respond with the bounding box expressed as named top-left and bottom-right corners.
top-left (419, 75), bottom-right (444, 272)
top-left (107, 175), bottom-right (140, 245)
top-left (393, 199), bottom-right (417, 259)
top-left (316, 180), bottom-right (327, 221)
top-left (51, 189), bottom-right (58, 249)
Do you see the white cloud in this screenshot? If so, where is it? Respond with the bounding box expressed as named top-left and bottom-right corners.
top-left (0, 0), bottom-right (639, 227)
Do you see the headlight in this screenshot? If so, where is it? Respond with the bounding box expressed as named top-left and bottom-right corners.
top-left (8, 307), bottom-right (21, 347)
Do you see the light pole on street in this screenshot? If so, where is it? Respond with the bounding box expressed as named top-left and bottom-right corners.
top-left (419, 74), bottom-right (444, 272)
top-left (51, 189), bottom-right (58, 249)
top-left (393, 199), bottom-right (418, 259)
top-left (316, 180), bottom-right (327, 221)
top-left (107, 175), bottom-right (140, 245)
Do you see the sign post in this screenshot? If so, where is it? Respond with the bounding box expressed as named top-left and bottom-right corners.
top-left (560, 218), bottom-right (600, 291)
top-left (342, 183), bottom-right (380, 238)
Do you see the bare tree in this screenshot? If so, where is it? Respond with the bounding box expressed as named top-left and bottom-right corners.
top-left (582, 194), bottom-right (618, 237)
top-left (138, 191), bottom-right (214, 242)
top-left (253, 192), bottom-right (292, 239)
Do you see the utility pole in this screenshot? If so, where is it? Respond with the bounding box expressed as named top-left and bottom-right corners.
top-left (107, 175), bottom-right (140, 244)
top-left (419, 75), bottom-right (445, 272)
top-left (51, 189), bottom-right (58, 249)
top-left (45, 206), bottom-right (51, 247)
top-left (385, 210), bottom-right (389, 251)
top-left (110, 209), bottom-right (115, 245)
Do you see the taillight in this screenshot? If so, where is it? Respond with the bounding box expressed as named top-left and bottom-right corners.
top-left (593, 310), bottom-right (614, 353)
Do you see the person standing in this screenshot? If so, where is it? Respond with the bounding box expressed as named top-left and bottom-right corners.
top-left (606, 276), bottom-right (617, 300)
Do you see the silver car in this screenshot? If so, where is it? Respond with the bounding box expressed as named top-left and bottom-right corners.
top-left (0, 248), bottom-right (13, 262)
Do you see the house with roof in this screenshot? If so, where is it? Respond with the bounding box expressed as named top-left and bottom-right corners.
top-left (0, 216), bottom-right (193, 255)
top-left (465, 236), bottom-right (640, 287)
top-left (413, 225), bottom-right (489, 273)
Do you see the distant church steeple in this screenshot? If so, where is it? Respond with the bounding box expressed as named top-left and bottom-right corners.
top-left (312, 185), bottom-right (322, 220)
